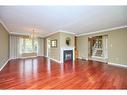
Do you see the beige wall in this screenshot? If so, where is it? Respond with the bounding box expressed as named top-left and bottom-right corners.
top-left (77, 28), bottom-right (127, 65)
top-left (77, 35), bottom-right (88, 59)
top-left (38, 37), bottom-right (44, 56)
top-left (108, 28), bottom-right (127, 65)
top-left (0, 23), bottom-right (9, 69)
top-left (45, 32), bottom-right (75, 61)
top-left (77, 32), bottom-right (108, 59)
top-left (46, 33), bottom-right (61, 61)
top-left (60, 32), bottom-right (75, 48)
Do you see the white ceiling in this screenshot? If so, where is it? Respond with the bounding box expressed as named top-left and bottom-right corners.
top-left (0, 6), bottom-right (127, 37)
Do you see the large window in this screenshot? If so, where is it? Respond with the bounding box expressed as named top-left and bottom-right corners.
top-left (20, 38), bottom-right (38, 54)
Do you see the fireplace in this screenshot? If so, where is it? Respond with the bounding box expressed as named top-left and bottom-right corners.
top-left (63, 50), bottom-right (73, 62)
top-left (60, 47), bottom-right (75, 63)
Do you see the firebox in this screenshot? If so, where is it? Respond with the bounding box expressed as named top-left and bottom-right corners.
top-left (63, 50), bottom-right (73, 62)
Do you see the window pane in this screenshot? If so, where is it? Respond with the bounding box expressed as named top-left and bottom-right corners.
top-left (20, 38), bottom-right (38, 53)
top-left (24, 39), bottom-right (33, 53)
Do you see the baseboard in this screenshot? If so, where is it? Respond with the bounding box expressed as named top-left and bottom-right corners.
top-left (77, 57), bottom-right (82, 59)
top-left (10, 55), bottom-right (45, 60)
top-left (109, 62), bottom-right (127, 68)
top-left (0, 56), bottom-right (40, 71)
top-left (44, 56), bottom-right (48, 58)
top-left (0, 56), bottom-right (61, 71)
top-left (0, 59), bottom-right (11, 71)
top-left (0, 55), bottom-right (45, 71)
top-left (49, 58), bottom-right (61, 63)
top-left (90, 59), bottom-right (107, 63)
top-left (78, 57), bottom-right (88, 60)
top-left (43, 55), bottom-right (61, 63)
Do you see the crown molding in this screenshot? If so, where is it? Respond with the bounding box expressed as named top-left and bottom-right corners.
top-left (44, 30), bottom-right (76, 38)
top-left (58, 30), bottom-right (76, 35)
top-left (0, 20), bottom-right (9, 33)
top-left (10, 32), bottom-right (44, 38)
top-left (44, 31), bottom-right (59, 38)
top-left (1, 19), bottom-right (127, 38)
top-left (76, 25), bottom-right (127, 36)
top-left (10, 32), bottom-right (29, 36)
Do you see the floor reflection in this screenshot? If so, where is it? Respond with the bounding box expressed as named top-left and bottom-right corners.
top-left (47, 59), bottom-right (51, 76)
top-left (19, 58), bottom-right (38, 81)
top-left (1, 57), bottom-right (127, 89)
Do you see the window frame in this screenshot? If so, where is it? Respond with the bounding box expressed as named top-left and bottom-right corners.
top-left (20, 38), bottom-right (38, 54)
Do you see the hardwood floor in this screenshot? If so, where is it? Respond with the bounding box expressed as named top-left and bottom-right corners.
top-left (0, 56), bottom-right (127, 89)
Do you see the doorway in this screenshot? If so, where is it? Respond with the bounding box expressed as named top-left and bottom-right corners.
top-left (88, 35), bottom-right (108, 63)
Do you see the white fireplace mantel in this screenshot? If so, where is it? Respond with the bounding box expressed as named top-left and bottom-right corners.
top-left (60, 47), bottom-right (75, 63)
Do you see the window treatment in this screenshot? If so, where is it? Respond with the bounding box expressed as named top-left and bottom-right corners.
top-left (37, 38), bottom-right (44, 56)
top-left (9, 35), bottom-right (44, 59)
top-left (10, 35), bottom-right (21, 59)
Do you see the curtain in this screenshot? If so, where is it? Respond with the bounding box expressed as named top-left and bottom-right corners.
top-left (10, 35), bottom-right (44, 58)
top-left (10, 35), bottom-right (21, 59)
top-left (102, 35), bottom-right (108, 60)
top-left (37, 38), bottom-right (44, 56)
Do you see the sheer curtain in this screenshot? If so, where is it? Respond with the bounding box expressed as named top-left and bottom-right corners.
top-left (10, 35), bottom-right (44, 59)
top-left (37, 38), bottom-right (44, 56)
top-left (10, 35), bottom-right (21, 59)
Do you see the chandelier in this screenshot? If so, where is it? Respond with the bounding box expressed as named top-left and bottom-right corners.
top-left (30, 28), bottom-right (37, 39)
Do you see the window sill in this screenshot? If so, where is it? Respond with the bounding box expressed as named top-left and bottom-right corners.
top-left (22, 52), bottom-right (37, 57)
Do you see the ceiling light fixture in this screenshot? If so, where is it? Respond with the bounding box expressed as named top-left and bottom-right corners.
top-left (30, 28), bottom-right (37, 40)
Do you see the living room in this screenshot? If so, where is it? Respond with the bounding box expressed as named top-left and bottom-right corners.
top-left (0, 5), bottom-right (127, 93)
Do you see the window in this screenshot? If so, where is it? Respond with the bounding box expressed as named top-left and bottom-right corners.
top-left (20, 38), bottom-right (38, 54)
top-left (51, 40), bottom-right (57, 48)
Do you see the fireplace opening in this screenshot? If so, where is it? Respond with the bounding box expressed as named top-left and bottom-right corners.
top-left (63, 50), bottom-right (73, 62)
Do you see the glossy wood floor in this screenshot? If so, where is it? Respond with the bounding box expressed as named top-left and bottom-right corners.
top-left (0, 56), bottom-right (127, 89)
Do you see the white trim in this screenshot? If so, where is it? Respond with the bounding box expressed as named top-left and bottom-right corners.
top-left (1, 19), bottom-right (127, 38)
top-left (91, 59), bottom-right (107, 63)
top-left (77, 25), bottom-right (127, 36)
top-left (10, 32), bottom-right (44, 38)
top-left (0, 20), bottom-right (9, 33)
top-left (109, 62), bottom-right (127, 68)
top-left (44, 31), bottom-right (59, 38)
top-left (78, 56), bottom-right (88, 60)
top-left (10, 55), bottom-right (45, 60)
top-left (88, 56), bottom-right (108, 63)
top-left (49, 58), bottom-right (61, 63)
top-left (58, 30), bottom-right (76, 35)
top-left (9, 25), bottom-right (127, 38)
top-left (0, 56), bottom-right (60, 72)
top-left (44, 56), bottom-right (48, 58)
top-left (43, 55), bottom-right (61, 63)
top-left (10, 32), bottom-right (30, 36)
top-left (0, 59), bottom-right (11, 71)
top-left (60, 47), bottom-right (75, 63)
top-left (77, 57), bottom-right (82, 59)
top-left (78, 56), bottom-right (107, 63)
top-left (44, 30), bottom-right (75, 38)
top-left (91, 56), bottom-right (104, 59)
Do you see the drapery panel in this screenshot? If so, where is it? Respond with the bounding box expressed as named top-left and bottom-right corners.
top-left (10, 35), bottom-right (21, 58)
top-left (9, 35), bottom-right (44, 59)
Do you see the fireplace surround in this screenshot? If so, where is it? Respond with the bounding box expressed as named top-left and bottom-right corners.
top-left (63, 50), bottom-right (73, 62)
top-left (60, 47), bottom-right (75, 63)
